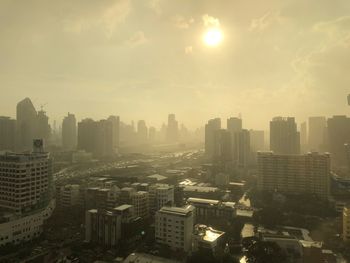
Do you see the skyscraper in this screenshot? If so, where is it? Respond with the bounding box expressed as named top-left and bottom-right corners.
top-left (137, 120), bottom-right (148, 143)
top-left (270, 117), bottom-right (300, 154)
top-left (205, 118), bottom-right (221, 157)
top-left (36, 110), bottom-right (51, 143)
top-left (233, 129), bottom-right (251, 167)
top-left (78, 118), bottom-right (114, 158)
top-left (213, 129), bottom-right (232, 162)
top-left (62, 113), bottom-right (77, 150)
top-left (327, 115), bottom-right (350, 166)
top-left (227, 117), bottom-right (242, 133)
top-left (16, 98), bottom-right (37, 151)
top-left (0, 116), bottom-right (16, 151)
top-left (250, 129), bottom-right (265, 152)
top-left (166, 114), bottom-right (178, 142)
top-left (107, 115), bottom-right (120, 151)
top-left (308, 116), bottom-right (326, 152)
top-left (300, 121), bottom-right (307, 153)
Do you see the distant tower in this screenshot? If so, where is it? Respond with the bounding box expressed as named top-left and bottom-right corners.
top-left (62, 113), bottom-right (77, 150)
top-left (270, 117), bottom-right (300, 154)
top-left (16, 98), bottom-right (38, 151)
top-left (347, 94), bottom-right (350, 105)
top-left (166, 114), bottom-right (179, 143)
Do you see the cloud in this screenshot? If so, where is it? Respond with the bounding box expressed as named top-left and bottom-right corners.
top-left (148, 0), bottom-right (162, 15)
top-left (185, 46), bottom-right (193, 54)
top-left (249, 11), bottom-right (282, 32)
top-left (313, 16), bottom-right (350, 40)
top-left (62, 0), bottom-right (131, 38)
top-left (202, 14), bottom-right (220, 27)
top-left (172, 15), bottom-right (194, 29)
top-left (126, 31), bottom-right (148, 47)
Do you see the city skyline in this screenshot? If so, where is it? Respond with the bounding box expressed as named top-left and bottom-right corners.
top-left (1, 1), bottom-right (350, 129)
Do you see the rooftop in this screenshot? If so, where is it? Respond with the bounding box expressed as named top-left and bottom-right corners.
top-left (114, 204), bottom-right (133, 211)
top-left (147, 174), bottom-right (167, 181)
top-left (158, 205), bottom-right (195, 216)
top-left (194, 224), bottom-right (225, 243)
top-left (123, 253), bottom-right (180, 263)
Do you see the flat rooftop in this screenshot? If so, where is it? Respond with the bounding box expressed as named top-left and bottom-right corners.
top-left (158, 205), bottom-right (195, 216)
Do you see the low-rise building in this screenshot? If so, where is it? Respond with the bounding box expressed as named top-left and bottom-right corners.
top-left (155, 205), bottom-right (195, 252)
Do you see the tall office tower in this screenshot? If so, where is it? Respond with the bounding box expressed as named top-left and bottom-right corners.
top-left (249, 130), bottom-right (265, 152)
top-left (16, 98), bottom-right (38, 151)
top-left (0, 116), bottom-right (16, 151)
top-left (120, 121), bottom-right (136, 145)
top-left (166, 114), bottom-right (179, 142)
top-left (257, 152), bottom-right (330, 199)
top-left (62, 113), bottom-right (77, 150)
top-left (300, 122), bottom-right (307, 153)
top-left (308, 116), bottom-right (326, 152)
top-left (107, 115), bottom-right (120, 151)
top-left (204, 118), bottom-right (221, 157)
top-left (233, 129), bottom-right (251, 167)
top-left (213, 129), bottom-right (232, 162)
top-left (270, 117), bottom-right (300, 154)
top-left (327, 116), bottom-right (350, 167)
top-left (227, 117), bottom-right (242, 133)
top-left (148, 126), bottom-right (156, 143)
top-left (36, 110), bottom-right (51, 144)
top-left (78, 119), bottom-right (97, 154)
top-left (137, 120), bottom-right (148, 143)
top-left (95, 119), bottom-right (114, 157)
top-left (155, 205), bottom-right (195, 252)
top-left (0, 140), bottom-right (55, 246)
top-left (77, 119), bottom-right (114, 158)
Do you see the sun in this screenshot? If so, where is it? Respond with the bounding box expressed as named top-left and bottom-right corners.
top-left (203, 28), bottom-right (223, 47)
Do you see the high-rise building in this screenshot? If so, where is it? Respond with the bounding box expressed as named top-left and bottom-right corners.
top-left (308, 116), bottom-right (326, 152)
top-left (36, 110), bottom-right (51, 143)
top-left (0, 140), bottom-right (55, 246)
top-left (257, 152), bottom-right (330, 199)
top-left (227, 117), bottom-right (242, 133)
top-left (233, 129), bottom-right (251, 167)
top-left (249, 130), bottom-right (265, 152)
top-left (270, 117), bottom-right (300, 154)
top-left (205, 118), bottom-right (221, 157)
top-left (155, 205), bottom-right (195, 252)
top-left (137, 120), bottom-right (148, 143)
top-left (107, 116), bottom-right (120, 151)
top-left (213, 129), bottom-right (232, 162)
top-left (148, 126), bottom-right (156, 143)
top-left (327, 116), bottom-right (350, 167)
top-left (16, 98), bottom-right (37, 151)
top-left (77, 119), bottom-right (114, 158)
top-left (62, 113), bottom-right (77, 150)
top-left (0, 116), bottom-right (16, 151)
top-left (166, 114), bottom-right (178, 142)
top-left (300, 122), bottom-right (307, 153)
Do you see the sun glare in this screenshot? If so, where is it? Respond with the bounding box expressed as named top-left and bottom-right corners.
top-left (203, 28), bottom-right (223, 47)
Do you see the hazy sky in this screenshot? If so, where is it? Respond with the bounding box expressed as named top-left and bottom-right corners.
top-left (1, 0), bottom-right (350, 130)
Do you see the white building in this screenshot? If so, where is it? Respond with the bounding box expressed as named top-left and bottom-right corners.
top-left (0, 140), bottom-right (55, 246)
top-left (149, 184), bottom-right (174, 213)
top-left (155, 205), bottom-right (195, 252)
